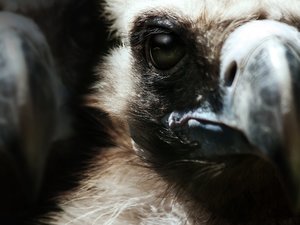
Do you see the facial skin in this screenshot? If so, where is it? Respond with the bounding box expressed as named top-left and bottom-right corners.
top-left (43, 1), bottom-right (300, 224)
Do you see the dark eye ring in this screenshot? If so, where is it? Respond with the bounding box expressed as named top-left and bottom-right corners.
top-left (145, 33), bottom-right (186, 70)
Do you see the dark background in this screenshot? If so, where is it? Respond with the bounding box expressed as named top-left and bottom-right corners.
top-left (0, 0), bottom-right (112, 224)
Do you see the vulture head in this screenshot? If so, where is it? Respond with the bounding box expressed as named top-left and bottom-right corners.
top-left (91, 0), bottom-right (300, 224)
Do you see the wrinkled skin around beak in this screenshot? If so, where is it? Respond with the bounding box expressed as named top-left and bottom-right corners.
top-left (165, 20), bottom-right (300, 213)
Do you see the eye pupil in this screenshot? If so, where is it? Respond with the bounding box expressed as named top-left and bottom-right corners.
top-left (148, 33), bottom-right (185, 70)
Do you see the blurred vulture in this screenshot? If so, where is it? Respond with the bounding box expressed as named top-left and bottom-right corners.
top-left (0, 0), bottom-right (106, 223)
top-left (1, 0), bottom-right (300, 225)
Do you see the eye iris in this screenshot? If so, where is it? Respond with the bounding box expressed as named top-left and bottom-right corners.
top-left (149, 33), bottom-right (185, 70)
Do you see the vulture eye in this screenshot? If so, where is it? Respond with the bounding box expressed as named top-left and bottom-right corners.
top-left (146, 33), bottom-right (186, 70)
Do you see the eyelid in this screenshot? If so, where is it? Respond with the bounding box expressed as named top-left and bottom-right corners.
top-left (130, 17), bottom-right (181, 46)
top-left (147, 28), bottom-right (172, 37)
top-left (131, 28), bottom-right (173, 47)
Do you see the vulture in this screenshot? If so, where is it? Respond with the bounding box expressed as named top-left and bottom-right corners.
top-left (0, 0), bottom-right (106, 223)
top-left (1, 0), bottom-right (300, 225)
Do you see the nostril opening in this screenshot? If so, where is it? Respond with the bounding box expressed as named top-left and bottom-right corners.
top-left (224, 61), bottom-right (238, 87)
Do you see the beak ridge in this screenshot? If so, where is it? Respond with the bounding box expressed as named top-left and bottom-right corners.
top-left (221, 20), bottom-right (300, 213)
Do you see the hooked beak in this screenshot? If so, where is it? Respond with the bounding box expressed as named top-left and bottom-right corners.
top-left (220, 20), bottom-right (300, 213)
top-left (165, 20), bottom-right (300, 213)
